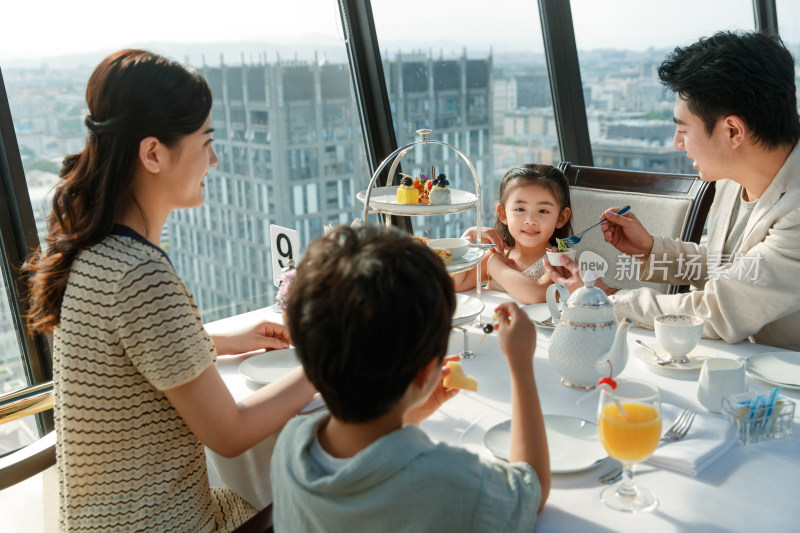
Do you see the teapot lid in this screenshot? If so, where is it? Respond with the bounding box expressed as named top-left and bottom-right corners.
top-left (567, 271), bottom-right (611, 308)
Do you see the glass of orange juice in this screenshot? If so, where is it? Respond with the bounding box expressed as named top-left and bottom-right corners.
top-left (597, 379), bottom-right (661, 512)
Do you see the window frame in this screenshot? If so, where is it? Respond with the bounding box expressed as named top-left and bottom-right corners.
top-left (0, 68), bottom-right (54, 436)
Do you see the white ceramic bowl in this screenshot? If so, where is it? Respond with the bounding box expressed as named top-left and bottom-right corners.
top-left (654, 314), bottom-right (704, 358)
top-left (545, 248), bottom-right (577, 267)
top-left (428, 238), bottom-right (470, 260)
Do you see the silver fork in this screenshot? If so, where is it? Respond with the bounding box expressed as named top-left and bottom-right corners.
top-left (599, 407), bottom-right (696, 484)
top-left (562, 205), bottom-right (630, 246)
top-left (662, 408), bottom-right (696, 441)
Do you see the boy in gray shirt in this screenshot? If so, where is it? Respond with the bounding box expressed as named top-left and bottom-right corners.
top-left (272, 225), bottom-right (549, 532)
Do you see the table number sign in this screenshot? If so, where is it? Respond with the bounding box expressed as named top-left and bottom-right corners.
top-left (270, 224), bottom-right (300, 287)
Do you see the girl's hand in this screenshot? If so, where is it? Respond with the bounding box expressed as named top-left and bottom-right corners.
top-left (210, 320), bottom-right (291, 356)
top-left (404, 354), bottom-right (461, 425)
top-left (600, 208), bottom-right (654, 258)
top-left (461, 226), bottom-right (508, 256)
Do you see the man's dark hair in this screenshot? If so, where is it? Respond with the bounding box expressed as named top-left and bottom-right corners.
top-left (286, 225), bottom-right (456, 423)
top-left (658, 31), bottom-right (800, 149)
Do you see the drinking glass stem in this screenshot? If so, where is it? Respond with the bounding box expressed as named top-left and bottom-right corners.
top-left (617, 463), bottom-right (637, 497)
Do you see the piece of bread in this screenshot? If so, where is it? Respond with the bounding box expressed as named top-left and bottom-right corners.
top-left (432, 248), bottom-right (453, 266)
top-left (443, 361), bottom-right (478, 391)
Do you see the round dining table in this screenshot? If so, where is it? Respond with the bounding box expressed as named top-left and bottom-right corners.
top-left (205, 289), bottom-right (799, 532)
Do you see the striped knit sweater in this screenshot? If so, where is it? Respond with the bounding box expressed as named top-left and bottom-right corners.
top-left (53, 226), bottom-right (256, 532)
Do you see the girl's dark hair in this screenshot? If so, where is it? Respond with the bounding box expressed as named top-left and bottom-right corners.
top-left (23, 49), bottom-right (213, 333)
top-left (658, 31), bottom-right (800, 149)
top-left (494, 164), bottom-right (573, 248)
top-left (286, 225), bottom-right (456, 423)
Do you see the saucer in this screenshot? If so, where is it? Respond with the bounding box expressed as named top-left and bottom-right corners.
top-left (452, 294), bottom-right (485, 326)
top-left (634, 344), bottom-right (707, 373)
top-left (745, 351), bottom-right (800, 390)
top-left (484, 415), bottom-right (607, 473)
top-left (521, 303), bottom-right (556, 331)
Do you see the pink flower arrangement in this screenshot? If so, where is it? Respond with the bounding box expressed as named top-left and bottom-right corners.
top-left (275, 267), bottom-right (296, 314)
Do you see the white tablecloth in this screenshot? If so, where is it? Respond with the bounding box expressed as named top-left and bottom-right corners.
top-left (206, 291), bottom-right (800, 531)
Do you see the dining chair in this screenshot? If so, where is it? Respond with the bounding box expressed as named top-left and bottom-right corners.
top-left (558, 162), bottom-right (715, 295)
top-left (232, 506), bottom-right (273, 533)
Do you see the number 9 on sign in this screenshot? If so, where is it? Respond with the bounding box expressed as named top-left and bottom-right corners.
top-left (270, 224), bottom-right (300, 287)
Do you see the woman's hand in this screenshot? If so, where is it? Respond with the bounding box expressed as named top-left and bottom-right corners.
top-left (210, 320), bottom-right (291, 356)
top-left (404, 354), bottom-right (461, 425)
top-left (461, 226), bottom-right (508, 256)
top-left (600, 208), bottom-right (654, 258)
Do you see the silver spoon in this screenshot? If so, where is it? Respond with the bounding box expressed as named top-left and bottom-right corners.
top-left (635, 340), bottom-right (673, 366)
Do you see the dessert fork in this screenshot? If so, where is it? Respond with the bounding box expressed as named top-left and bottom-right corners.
top-left (562, 205), bottom-right (630, 246)
top-left (599, 407), bottom-right (696, 484)
top-left (662, 408), bottom-right (696, 441)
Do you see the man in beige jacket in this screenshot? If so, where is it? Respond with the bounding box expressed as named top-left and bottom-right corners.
top-left (547, 31), bottom-right (800, 351)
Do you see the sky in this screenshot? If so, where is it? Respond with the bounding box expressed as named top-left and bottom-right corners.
top-left (1, 0), bottom-right (798, 64)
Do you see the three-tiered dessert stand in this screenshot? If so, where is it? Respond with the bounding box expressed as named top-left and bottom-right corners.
top-left (357, 129), bottom-right (487, 357)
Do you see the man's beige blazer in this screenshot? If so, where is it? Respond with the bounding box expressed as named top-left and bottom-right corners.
top-left (614, 143), bottom-right (800, 351)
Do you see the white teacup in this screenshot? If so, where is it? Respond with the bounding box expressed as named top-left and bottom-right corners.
top-left (654, 314), bottom-right (704, 360)
top-left (697, 358), bottom-right (746, 413)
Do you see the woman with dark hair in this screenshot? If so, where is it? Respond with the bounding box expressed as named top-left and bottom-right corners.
top-left (23, 49), bottom-right (315, 531)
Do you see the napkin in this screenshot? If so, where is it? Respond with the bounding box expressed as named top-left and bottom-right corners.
top-left (645, 403), bottom-right (738, 476)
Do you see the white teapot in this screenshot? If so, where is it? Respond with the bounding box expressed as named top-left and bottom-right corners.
top-left (546, 272), bottom-right (633, 390)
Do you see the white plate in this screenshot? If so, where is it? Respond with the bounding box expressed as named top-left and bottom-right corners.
top-left (238, 348), bottom-right (301, 386)
top-left (356, 186), bottom-right (478, 215)
top-left (746, 351), bottom-right (800, 390)
top-left (521, 303), bottom-right (556, 331)
top-left (452, 294), bottom-right (485, 326)
top-left (634, 345), bottom-right (707, 373)
top-left (484, 415), bottom-right (608, 473)
top-left (446, 248), bottom-right (484, 273)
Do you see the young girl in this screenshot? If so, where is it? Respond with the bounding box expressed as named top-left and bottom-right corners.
top-left (23, 50), bottom-right (316, 531)
top-left (453, 164), bottom-right (573, 305)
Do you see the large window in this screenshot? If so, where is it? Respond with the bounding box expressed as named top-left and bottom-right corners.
top-left (776, 0), bottom-right (800, 114)
top-left (372, 0), bottom-right (560, 238)
top-left (0, 1), bottom-right (370, 450)
top-left (570, 0), bottom-right (755, 173)
top-left (1, 1), bottom-right (370, 334)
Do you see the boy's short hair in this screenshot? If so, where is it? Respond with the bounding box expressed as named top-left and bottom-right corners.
top-left (658, 30), bottom-right (800, 149)
top-left (286, 225), bottom-right (456, 423)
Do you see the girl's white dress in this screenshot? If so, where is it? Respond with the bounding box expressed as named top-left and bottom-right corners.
top-left (486, 255), bottom-right (546, 293)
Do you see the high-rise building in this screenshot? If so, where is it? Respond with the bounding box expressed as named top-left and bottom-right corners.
top-left (168, 52), bottom-right (493, 322)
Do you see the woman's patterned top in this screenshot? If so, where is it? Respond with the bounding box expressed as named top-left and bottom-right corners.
top-left (53, 225), bottom-right (256, 532)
